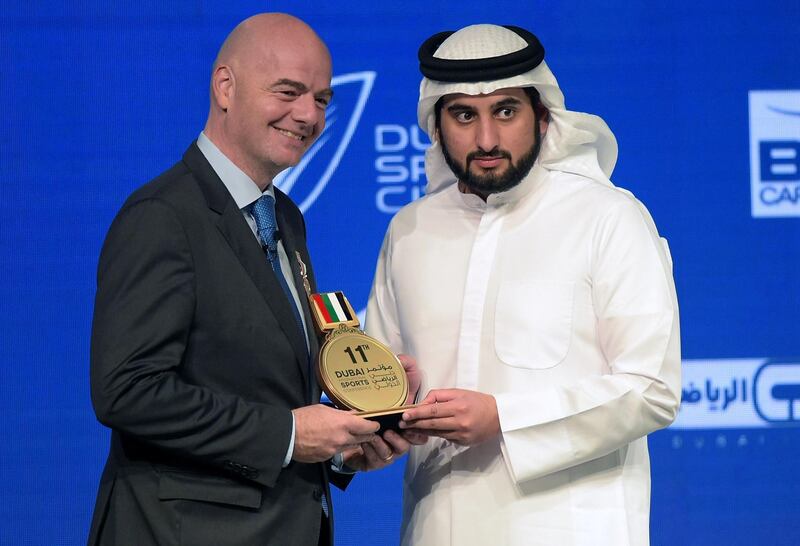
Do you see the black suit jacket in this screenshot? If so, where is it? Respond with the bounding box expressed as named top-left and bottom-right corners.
top-left (88, 143), bottom-right (344, 545)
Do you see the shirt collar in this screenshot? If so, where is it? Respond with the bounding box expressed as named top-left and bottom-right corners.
top-left (197, 132), bottom-right (275, 210)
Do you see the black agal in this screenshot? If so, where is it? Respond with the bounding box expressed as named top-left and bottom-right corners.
top-left (418, 25), bottom-right (545, 83)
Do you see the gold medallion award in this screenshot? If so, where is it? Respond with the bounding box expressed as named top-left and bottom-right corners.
top-left (296, 252), bottom-right (414, 431)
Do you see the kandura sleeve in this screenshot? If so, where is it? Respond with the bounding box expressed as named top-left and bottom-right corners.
top-left (495, 197), bottom-right (681, 484)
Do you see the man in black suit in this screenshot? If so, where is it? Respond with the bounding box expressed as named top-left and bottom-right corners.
top-left (88, 13), bottom-right (416, 546)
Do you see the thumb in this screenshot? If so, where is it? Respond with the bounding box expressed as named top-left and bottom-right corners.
top-left (419, 389), bottom-right (457, 405)
top-left (349, 415), bottom-right (380, 433)
top-left (397, 354), bottom-right (417, 371)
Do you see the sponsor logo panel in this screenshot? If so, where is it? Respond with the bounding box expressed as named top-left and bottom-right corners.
top-left (749, 90), bottom-right (800, 218)
top-left (672, 358), bottom-right (800, 429)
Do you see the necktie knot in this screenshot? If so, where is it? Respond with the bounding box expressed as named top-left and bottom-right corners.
top-left (251, 194), bottom-right (279, 253)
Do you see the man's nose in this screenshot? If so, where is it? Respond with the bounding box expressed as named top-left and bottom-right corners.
top-left (292, 93), bottom-right (322, 131)
top-left (475, 119), bottom-right (500, 153)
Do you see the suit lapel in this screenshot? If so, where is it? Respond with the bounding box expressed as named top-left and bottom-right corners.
top-left (276, 198), bottom-right (321, 400)
top-left (182, 143), bottom-right (310, 379)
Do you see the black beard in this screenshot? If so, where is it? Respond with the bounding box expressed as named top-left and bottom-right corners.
top-left (441, 124), bottom-right (542, 196)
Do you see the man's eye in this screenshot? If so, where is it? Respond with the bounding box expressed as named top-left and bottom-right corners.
top-left (496, 108), bottom-right (515, 119)
top-left (315, 97), bottom-right (330, 107)
top-left (278, 89), bottom-right (299, 98)
top-left (455, 111), bottom-right (474, 122)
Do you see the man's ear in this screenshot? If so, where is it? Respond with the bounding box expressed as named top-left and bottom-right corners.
top-left (538, 106), bottom-right (550, 136)
top-left (211, 65), bottom-right (234, 112)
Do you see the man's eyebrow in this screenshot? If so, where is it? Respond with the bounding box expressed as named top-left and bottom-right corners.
top-left (271, 78), bottom-right (309, 91)
top-left (270, 79), bottom-right (333, 101)
top-left (493, 97), bottom-right (524, 108)
top-left (446, 102), bottom-right (476, 113)
top-left (445, 96), bottom-right (524, 113)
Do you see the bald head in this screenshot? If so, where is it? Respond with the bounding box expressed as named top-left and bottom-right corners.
top-left (213, 13), bottom-right (331, 75)
top-left (204, 13), bottom-right (333, 188)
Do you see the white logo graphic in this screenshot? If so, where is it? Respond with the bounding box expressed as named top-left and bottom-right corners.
top-left (275, 71), bottom-right (376, 213)
top-left (671, 358), bottom-right (800, 429)
top-left (749, 90), bottom-right (800, 218)
top-left (753, 360), bottom-right (800, 424)
top-left (374, 124), bottom-right (430, 213)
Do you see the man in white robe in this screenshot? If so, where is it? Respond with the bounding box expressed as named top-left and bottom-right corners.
top-left (365, 24), bottom-right (681, 546)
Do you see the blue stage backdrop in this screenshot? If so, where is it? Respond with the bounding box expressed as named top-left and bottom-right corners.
top-left (1, 2), bottom-right (799, 545)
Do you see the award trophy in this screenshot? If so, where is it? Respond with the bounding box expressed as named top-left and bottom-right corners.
top-left (295, 253), bottom-right (414, 431)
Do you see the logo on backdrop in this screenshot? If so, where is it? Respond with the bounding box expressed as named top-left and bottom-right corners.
top-left (275, 72), bottom-right (376, 212)
top-left (672, 358), bottom-right (800, 429)
top-left (374, 124), bottom-right (430, 213)
top-left (749, 90), bottom-right (800, 218)
top-left (275, 71), bottom-right (430, 216)
top-left (753, 360), bottom-right (800, 424)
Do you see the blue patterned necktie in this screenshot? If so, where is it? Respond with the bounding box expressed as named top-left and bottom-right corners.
top-left (251, 195), bottom-right (327, 518)
top-left (250, 195), bottom-right (307, 350)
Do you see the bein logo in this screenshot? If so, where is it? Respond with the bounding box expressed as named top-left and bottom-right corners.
top-left (753, 360), bottom-right (800, 424)
top-left (749, 90), bottom-right (800, 218)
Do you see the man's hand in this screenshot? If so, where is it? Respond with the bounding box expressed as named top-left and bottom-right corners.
top-left (292, 404), bottom-right (379, 463)
top-left (398, 389), bottom-right (500, 446)
top-left (397, 354), bottom-right (422, 405)
top-left (342, 430), bottom-right (404, 472)
top-left (341, 429), bottom-right (425, 471)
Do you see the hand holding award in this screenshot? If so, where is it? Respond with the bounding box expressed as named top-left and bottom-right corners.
top-left (296, 253), bottom-right (416, 432)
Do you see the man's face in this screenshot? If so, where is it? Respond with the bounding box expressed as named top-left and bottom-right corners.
top-left (224, 40), bottom-right (332, 182)
top-left (437, 87), bottom-right (547, 196)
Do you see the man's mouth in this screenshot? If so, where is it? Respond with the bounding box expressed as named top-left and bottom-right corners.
top-left (467, 150), bottom-right (511, 170)
top-left (472, 157), bottom-right (504, 168)
top-left (274, 127), bottom-right (306, 141)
